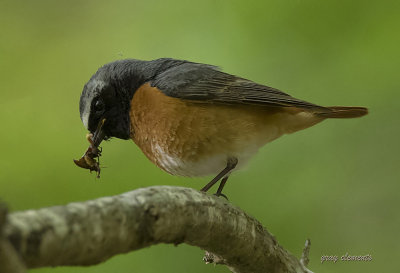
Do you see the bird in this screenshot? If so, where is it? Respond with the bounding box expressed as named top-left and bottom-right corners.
top-left (77, 58), bottom-right (368, 196)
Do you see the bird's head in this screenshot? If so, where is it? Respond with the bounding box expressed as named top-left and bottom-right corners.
top-left (78, 58), bottom-right (187, 144)
top-left (78, 60), bottom-right (146, 143)
top-left (79, 78), bottom-right (130, 142)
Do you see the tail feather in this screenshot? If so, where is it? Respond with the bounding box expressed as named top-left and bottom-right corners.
top-left (317, 106), bottom-right (368, 119)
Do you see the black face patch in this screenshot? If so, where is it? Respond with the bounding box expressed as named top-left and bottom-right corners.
top-left (80, 81), bottom-right (130, 139)
top-left (80, 58), bottom-right (193, 139)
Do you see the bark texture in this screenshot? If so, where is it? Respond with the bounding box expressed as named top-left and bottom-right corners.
top-left (2, 186), bottom-right (312, 273)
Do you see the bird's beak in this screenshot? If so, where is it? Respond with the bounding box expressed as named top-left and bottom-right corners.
top-left (92, 118), bottom-right (106, 147)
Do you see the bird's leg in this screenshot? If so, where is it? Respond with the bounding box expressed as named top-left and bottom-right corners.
top-left (215, 176), bottom-right (229, 198)
top-left (200, 157), bottom-right (238, 193)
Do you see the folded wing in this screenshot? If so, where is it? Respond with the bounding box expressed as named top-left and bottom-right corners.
top-left (151, 62), bottom-right (328, 112)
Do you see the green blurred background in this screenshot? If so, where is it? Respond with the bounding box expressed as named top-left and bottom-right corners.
top-left (1, 0), bottom-right (399, 272)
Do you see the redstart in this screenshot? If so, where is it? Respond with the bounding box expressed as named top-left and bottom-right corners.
top-left (75, 58), bottom-right (368, 196)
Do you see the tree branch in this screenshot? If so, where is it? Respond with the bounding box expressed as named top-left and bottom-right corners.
top-left (0, 203), bottom-right (27, 273)
top-left (2, 186), bottom-right (313, 273)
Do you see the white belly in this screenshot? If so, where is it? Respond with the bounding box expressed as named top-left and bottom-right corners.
top-left (152, 137), bottom-right (267, 177)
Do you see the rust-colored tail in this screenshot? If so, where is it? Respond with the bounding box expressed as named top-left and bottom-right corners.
top-left (317, 106), bottom-right (368, 118)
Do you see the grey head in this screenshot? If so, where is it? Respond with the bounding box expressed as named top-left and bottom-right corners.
top-left (79, 61), bottom-right (132, 140)
top-left (79, 58), bottom-right (188, 140)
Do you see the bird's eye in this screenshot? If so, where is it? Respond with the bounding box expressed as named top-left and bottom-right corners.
top-left (93, 99), bottom-right (105, 111)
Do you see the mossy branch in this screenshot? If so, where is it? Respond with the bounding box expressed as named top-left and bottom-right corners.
top-left (1, 186), bottom-right (313, 273)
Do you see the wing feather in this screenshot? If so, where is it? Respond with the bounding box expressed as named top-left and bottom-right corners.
top-left (151, 62), bottom-right (328, 111)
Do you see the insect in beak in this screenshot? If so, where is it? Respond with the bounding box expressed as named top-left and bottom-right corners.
top-left (74, 119), bottom-right (106, 178)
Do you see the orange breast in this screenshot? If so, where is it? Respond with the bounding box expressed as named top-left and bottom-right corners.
top-left (129, 83), bottom-right (322, 177)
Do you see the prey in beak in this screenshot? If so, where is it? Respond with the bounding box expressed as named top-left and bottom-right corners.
top-left (74, 119), bottom-right (106, 178)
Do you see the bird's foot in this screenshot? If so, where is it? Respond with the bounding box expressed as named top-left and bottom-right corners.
top-left (213, 192), bottom-right (229, 201)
